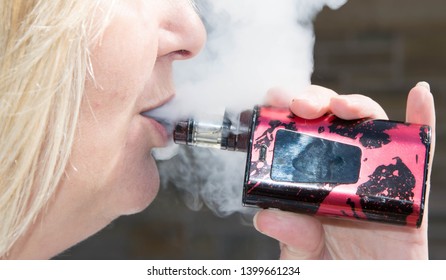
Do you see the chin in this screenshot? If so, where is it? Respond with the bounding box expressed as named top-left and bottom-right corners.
top-left (129, 169), bottom-right (161, 216)
top-left (112, 154), bottom-right (161, 216)
top-left (127, 183), bottom-right (159, 215)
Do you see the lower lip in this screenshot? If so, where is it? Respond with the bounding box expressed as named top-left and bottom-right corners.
top-left (144, 116), bottom-right (170, 146)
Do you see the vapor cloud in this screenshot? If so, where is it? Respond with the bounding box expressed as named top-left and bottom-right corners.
top-left (153, 0), bottom-right (348, 217)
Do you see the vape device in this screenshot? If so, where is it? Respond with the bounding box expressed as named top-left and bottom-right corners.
top-left (173, 106), bottom-right (431, 227)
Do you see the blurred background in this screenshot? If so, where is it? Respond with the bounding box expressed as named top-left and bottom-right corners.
top-left (55, 0), bottom-right (446, 259)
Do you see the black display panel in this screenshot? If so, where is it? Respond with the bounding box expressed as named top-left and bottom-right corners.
top-left (271, 130), bottom-right (361, 184)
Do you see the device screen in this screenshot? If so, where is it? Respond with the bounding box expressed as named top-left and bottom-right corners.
top-left (271, 129), bottom-right (361, 184)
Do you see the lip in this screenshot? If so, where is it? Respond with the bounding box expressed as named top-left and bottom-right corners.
top-left (146, 117), bottom-right (170, 145)
top-left (140, 94), bottom-right (175, 146)
top-left (140, 93), bottom-right (175, 115)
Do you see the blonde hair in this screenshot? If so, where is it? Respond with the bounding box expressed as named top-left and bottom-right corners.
top-left (0, 0), bottom-right (115, 257)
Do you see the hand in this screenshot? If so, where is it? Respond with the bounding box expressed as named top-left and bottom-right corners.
top-left (255, 83), bottom-right (436, 259)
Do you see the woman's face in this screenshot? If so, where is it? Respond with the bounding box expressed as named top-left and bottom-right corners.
top-left (71, 0), bottom-right (205, 215)
top-left (12, 0), bottom-right (206, 258)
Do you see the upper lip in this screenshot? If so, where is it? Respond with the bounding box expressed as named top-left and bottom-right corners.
top-left (139, 93), bottom-right (175, 115)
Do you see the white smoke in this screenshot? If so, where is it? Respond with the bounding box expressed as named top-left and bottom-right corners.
top-left (153, 0), bottom-right (347, 217)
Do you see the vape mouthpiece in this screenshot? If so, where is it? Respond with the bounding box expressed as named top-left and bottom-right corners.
top-left (173, 110), bottom-right (253, 152)
top-left (172, 120), bottom-right (194, 145)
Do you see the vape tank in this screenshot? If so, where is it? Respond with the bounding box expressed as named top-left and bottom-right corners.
top-left (174, 106), bottom-right (431, 227)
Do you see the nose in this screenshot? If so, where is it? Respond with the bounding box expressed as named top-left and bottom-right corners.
top-left (157, 1), bottom-right (206, 60)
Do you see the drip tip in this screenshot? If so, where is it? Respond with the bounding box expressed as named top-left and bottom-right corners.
top-left (173, 120), bottom-right (194, 145)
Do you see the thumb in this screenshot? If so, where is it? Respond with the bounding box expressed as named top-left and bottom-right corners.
top-left (253, 209), bottom-right (326, 259)
top-left (406, 81), bottom-right (435, 230)
top-left (406, 81), bottom-right (435, 131)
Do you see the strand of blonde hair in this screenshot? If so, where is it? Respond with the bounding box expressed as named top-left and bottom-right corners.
top-left (0, 0), bottom-right (116, 257)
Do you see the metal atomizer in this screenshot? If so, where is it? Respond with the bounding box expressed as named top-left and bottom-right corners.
top-left (173, 106), bottom-right (432, 227)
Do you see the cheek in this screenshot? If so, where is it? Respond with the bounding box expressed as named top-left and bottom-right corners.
top-left (60, 3), bottom-right (161, 218)
top-left (64, 116), bottom-right (160, 218)
top-left (88, 11), bottom-right (158, 100)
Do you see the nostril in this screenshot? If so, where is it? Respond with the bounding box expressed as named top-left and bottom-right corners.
top-left (174, 49), bottom-right (193, 60)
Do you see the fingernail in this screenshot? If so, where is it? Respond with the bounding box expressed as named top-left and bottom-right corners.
top-left (416, 81), bottom-right (431, 91)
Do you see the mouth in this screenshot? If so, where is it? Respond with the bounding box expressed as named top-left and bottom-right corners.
top-left (140, 95), bottom-right (176, 138)
top-left (141, 107), bottom-right (173, 131)
top-left (141, 94), bottom-right (190, 137)
top-left (147, 116), bottom-right (175, 136)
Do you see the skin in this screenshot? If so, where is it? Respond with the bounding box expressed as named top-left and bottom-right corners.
top-left (8, 0), bottom-right (206, 259)
top-left (255, 83), bottom-right (436, 259)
